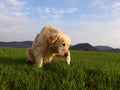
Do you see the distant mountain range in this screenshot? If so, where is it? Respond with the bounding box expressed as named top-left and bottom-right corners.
top-left (0, 41), bottom-right (32, 48)
top-left (94, 46), bottom-right (120, 52)
top-left (70, 43), bottom-right (120, 52)
top-left (0, 41), bottom-right (120, 52)
top-left (70, 43), bottom-right (97, 51)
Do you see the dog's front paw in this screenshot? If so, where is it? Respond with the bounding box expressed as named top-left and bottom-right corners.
top-left (36, 60), bottom-right (43, 68)
top-left (66, 56), bottom-right (70, 65)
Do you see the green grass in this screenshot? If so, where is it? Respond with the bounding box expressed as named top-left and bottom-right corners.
top-left (0, 47), bottom-right (120, 90)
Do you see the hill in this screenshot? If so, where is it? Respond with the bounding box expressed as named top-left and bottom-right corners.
top-left (95, 46), bottom-right (120, 52)
top-left (70, 43), bottom-right (97, 51)
top-left (0, 41), bottom-right (32, 48)
top-left (0, 41), bottom-right (120, 52)
top-left (95, 46), bottom-right (114, 51)
top-left (70, 43), bottom-right (120, 52)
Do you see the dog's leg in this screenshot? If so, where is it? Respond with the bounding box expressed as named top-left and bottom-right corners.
top-left (65, 55), bottom-right (71, 65)
top-left (43, 56), bottom-right (53, 64)
top-left (35, 55), bottom-right (43, 68)
top-left (55, 53), bottom-right (71, 65)
top-left (48, 56), bottom-right (53, 63)
top-left (26, 48), bottom-right (35, 64)
top-left (65, 51), bottom-right (71, 65)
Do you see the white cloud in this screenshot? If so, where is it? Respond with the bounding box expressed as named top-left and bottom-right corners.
top-left (7, 0), bottom-right (26, 7)
top-left (0, 13), bottom-right (40, 41)
top-left (0, 2), bottom-right (5, 9)
top-left (57, 17), bottom-right (120, 48)
top-left (0, 31), bottom-right (35, 41)
top-left (35, 7), bottom-right (78, 23)
top-left (90, 0), bottom-right (120, 20)
top-left (111, 2), bottom-right (120, 18)
top-left (45, 7), bottom-right (51, 14)
top-left (10, 11), bottom-right (29, 17)
top-left (36, 7), bottom-right (78, 15)
top-left (0, 0), bottom-right (27, 17)
top-left (0, 0), bottom-right (120, 48)
top-left (65, 8), bottom-right (78, 13)
top-left (112, 2), bottom-right (120, 8)
top-left (53, 8), bottom-right (78, 14)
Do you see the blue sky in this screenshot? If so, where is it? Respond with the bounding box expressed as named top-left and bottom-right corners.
top-left (0, 0), bottom-right (120, 48)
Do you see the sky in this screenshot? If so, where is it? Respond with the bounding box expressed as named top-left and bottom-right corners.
top-left (0, 0), bottom-right (120, 48)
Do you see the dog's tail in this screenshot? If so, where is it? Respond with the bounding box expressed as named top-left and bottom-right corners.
top-left (26, 48), bottom-right (35, 64)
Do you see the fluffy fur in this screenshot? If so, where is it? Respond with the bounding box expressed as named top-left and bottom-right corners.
top-left (26, 25), bottom-right (71, 68)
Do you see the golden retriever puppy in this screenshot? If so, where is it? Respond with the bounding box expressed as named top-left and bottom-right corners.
top-left (26, 25), bottom-right (71, 68)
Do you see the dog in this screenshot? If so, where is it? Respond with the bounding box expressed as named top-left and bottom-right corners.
top-left (26, 25), bottom-right (71, 68)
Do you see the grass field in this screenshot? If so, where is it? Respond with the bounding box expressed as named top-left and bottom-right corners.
top-left (0, 47), bottom-right (120, 90)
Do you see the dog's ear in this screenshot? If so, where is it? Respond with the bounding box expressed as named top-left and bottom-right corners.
top-left (49, 33), bottom-right (60, 44)
top-left (42, 26), bottom-right (61, 44)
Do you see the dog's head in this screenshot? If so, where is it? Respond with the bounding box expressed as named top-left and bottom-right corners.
top-left (42, 26), bottom-right (71, 65)
top-left (55, 34), bottom-right (70, 57)
top-left (55, 34), bottom-right (71, 65)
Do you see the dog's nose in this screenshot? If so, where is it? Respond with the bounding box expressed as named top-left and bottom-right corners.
top-left (64, 53), bottom-right (68, 57)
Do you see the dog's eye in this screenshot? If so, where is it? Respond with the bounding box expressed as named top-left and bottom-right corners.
top-left (62, 44), bottom-right (65, 46)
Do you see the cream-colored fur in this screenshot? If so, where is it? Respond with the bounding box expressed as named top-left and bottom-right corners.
top-left (26, 25), bottom-right (71, 68)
